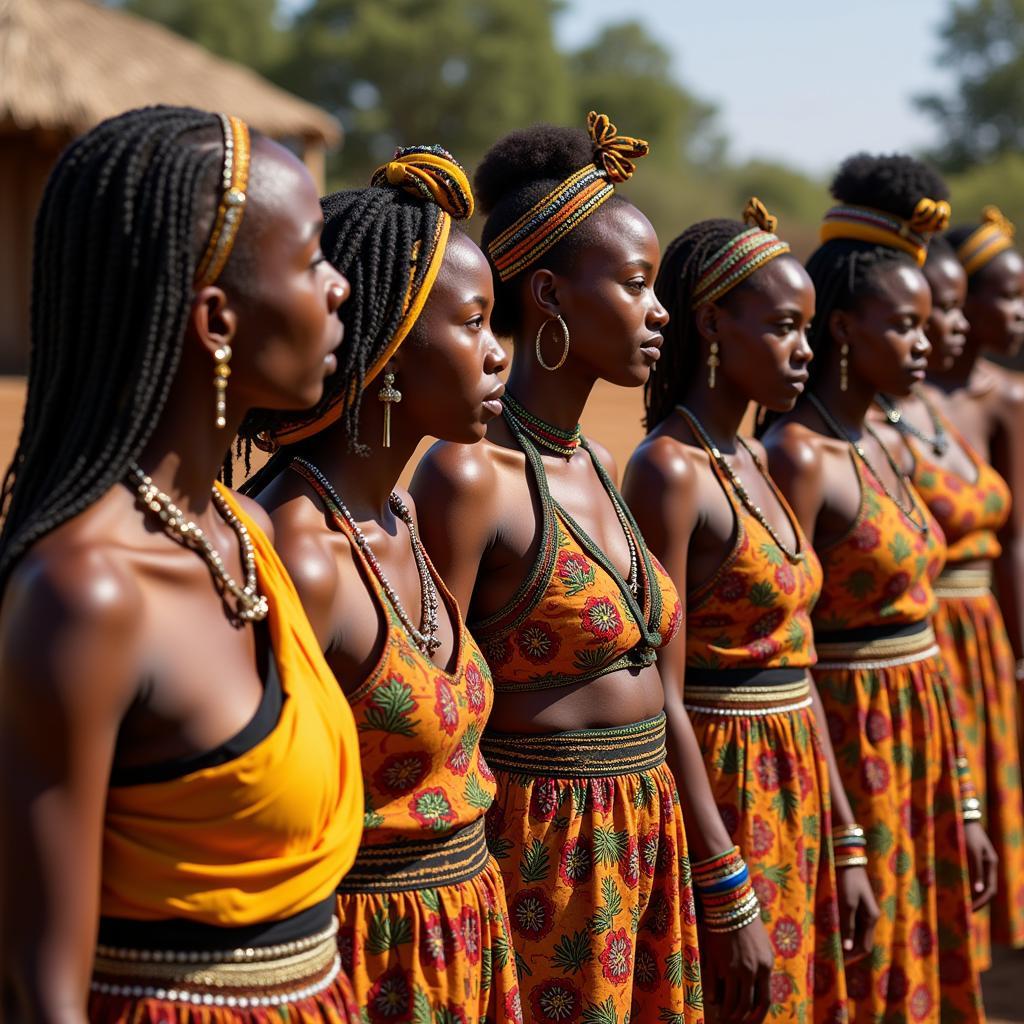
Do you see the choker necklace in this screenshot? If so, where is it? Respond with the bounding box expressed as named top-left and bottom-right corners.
top-left (502, 393), bottom-right (581, 457)
top-left (875, 393), bottom-right (948, 458)
top-left (806, 394), bottom-right (930, 535)
top-left (291, 457), bottom-right (441, 656)
top-left (676, 405), bottom-right (805, 563)
top-left (129, 464), bottom-right (269, 623)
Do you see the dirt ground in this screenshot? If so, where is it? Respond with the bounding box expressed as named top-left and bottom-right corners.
top-left (0, 373), bottom-right (1021, 1020)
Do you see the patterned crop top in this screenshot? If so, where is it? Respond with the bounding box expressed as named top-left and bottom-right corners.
top-left (685, 436), bottom-right (823, 673)
top-left (907, 415), bottom-right (1011, 565)
top-left (812, 454), bottom-right (946, 634)
top-left (470, 423), bottom-right (682, 693)
top-left (292, 462), bottom-right (497, 846)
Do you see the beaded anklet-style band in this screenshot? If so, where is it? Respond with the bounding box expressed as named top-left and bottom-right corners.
top-left (692, 845), bottom-right (761, 933)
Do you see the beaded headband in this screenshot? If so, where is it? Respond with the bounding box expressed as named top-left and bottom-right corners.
top-left (195, 113), bottom-right (251, 288)
top-left (266, 145), bottom-right (472, 449)
top-left (819, 196), bottom-right (950, 267)
top-left (955, 206), bottom-right (1016, 277)
top-left (692, 197), bottom-right (791, 306)
top-left (486, 111), bottom-right (649, 283)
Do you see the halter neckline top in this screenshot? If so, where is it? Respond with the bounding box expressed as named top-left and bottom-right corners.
top-left (291, 461), bottom-right (498, 847)
top-left (812, 452), bottom-right (946, 634)
top-left (470, 416), bottom-right (681, 692)
top-left (905, 410), bottom-right (1011, 564)
top-left (684, 433), bottom-right (823, 671)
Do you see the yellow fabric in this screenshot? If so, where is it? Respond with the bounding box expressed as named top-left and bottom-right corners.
top-left (819, 218), bottom-right (926, 265)
top-left (957, 207), bottom-right (1016, 277)
top-left (373, 150), bottom-right (474, 220)
top-left (100, 486), bottom-right (363, 924)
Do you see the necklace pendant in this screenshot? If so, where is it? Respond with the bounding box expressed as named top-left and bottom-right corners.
top-left (933, 438), bottom-right (949, 457)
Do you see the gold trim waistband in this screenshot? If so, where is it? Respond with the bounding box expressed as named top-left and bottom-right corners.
top-left (685, 676), bottom-right (811, 717)
top-left (90, 917), bottom-right (340, 1008)
top-left (815, 623), bottom-right (937, 669)
top-left (934, 566), bottom-right (993, 599)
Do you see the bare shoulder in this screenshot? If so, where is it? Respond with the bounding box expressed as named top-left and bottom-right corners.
top-left (410, 438), bottom-right (501, 508)
top-left (762, 420), bottom-right (829, 479)
top-left (231, 490), bottom-right (275, 542)
top-left (990, 364), bottom-right (1024, 419)
top-left (624, 432), bottom-right (704, 501)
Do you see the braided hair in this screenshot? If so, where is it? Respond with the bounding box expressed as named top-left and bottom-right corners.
top-left (0, 105), bottom-right (251, 592)
top-left (475, 124), bottom-right (628, 337)
top-left (794, 154), bottom-right (946, 398)
top-left (645, 218), bottom-right (753, 430)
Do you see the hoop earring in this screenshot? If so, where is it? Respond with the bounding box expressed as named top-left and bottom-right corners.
top-left (839, 342), bottom-right (849, 393)
top-left (535, 315), bottom-right (570, 371)
top-left (213, 344), bottom-right (232, 429)
top-left (377, 371), bottom-right (402, 448)
top-left (707, 341), bottom-right (720, 389)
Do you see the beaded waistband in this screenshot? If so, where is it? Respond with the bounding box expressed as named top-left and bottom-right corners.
top-left (337, 817), bottom-right (490, 893)
top-left (934, 566), bottom-right (993, 599)
top-left (480, 713), bottom-right (666, 778)
top-left (90, 916), bottom-right (340, 1010)
top-left (685, 674), bottom-right (811, 717)
top-left (814, 621), bottom-right (937, 669)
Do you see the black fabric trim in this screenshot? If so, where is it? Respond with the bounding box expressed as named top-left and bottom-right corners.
top-left (813, 619), bottom-right (929, 646)
top-left (684, 666), bottom-right (808, 686)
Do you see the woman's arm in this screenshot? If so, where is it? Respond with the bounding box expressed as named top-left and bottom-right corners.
top-left (623, 441), bottom-right (773, 1024)
top-left (0, 549), bottom-right (141, 1024)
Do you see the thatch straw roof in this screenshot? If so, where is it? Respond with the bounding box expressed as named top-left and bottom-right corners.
top-left (0, 0), bottom-right (340, 145)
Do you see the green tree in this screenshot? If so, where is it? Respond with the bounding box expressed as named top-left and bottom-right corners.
top-left (116, 0), bottom-right (289, 76)
top-left (282, 0), bottom-right (572, 183)
top-left (568, 21), bottom-right (718, 167)
top-left (917, 0), bottom-right (1024, 170)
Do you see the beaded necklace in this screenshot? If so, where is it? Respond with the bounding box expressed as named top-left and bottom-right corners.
top-left (675, 405), bottom-right (805, 563)
top-left (128, 464), bottom-right (268, 624)
top-left (291, 457), bottom-right (441, 656)
top-left (806, 393), bottom-right (930, 535)
top-left (875, 392), bottom-right (948, 457)
top-left (502, 393), bottom-right (581, 457)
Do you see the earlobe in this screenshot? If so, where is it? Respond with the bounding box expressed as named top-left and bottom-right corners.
top-left (828, 308), bottom-right (849, 344)
top-left (528, 269), bottom-right (561, 320)
top-left (696, 302), bottom-right (719, 343)
top-left (190, 286), bottom-right (238, 358)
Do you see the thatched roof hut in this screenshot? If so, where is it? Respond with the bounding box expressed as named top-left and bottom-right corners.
top-left (0, 0), bottom-right (342, 372)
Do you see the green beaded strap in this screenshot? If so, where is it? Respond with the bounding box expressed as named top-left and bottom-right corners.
top-left (502, 409), bottom-right (665, 652)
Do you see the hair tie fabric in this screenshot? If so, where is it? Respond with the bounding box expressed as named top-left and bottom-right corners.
top-left (487, 111), bottom-right (650, 283)
top-left (956, 205), bottom-right (1017, 277)
top-left (194, 114), bottom-right (250, 288)
top-left (819, 197), bottom-right (949, 267)
top-left (370, 145), bottom-right (474, 220)
top-left (692, 198), bottom-right (791, 306)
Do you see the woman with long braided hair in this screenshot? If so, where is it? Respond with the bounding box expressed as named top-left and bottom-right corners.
top-left (761, 154), bottom-right (994, 1024)
top-left (239, 147), bottom-right (519, 1023)
top-left (411, 115), bottom-right (770, 1024)
top-left (0, 106), bottom-right (361, 1023)
top-left (624, 199), bottom-right (879, 1024)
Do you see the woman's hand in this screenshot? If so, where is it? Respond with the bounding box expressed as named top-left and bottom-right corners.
top-left (700, 915), bottom-right (774, 1024)
top-left (835, 864), bottom-right (879, 963)
top-left (964, 820), bottom-right (998, 910)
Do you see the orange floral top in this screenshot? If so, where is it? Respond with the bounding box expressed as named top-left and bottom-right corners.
top-left (294, 464), bottom-right (495, 846)
top-left (812, 455), bottom-right (946, 633)
top-left (907, 419), bottom-right (1011, 565)
top-left (685, 451), bottom-right (823, 671)
top-left (472, 436), bottom-right (682, 692)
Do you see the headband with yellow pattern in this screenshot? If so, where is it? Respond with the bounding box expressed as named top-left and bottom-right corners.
top-left (486, 112), bottom-right (649, 283)
top-left (819, 196), bottom-right (950, 266)
top-left (265, 145), bottom-right (473, 450)
top-left (195, 113), bottom-right (251, 288)
top-left (955, 206), bottom-right (1016, 277)
top-left (692, 198), bottom-right (792, 307)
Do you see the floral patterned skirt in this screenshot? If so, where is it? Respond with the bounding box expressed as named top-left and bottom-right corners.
top-left (335, 819), bottom-right (521, 1024)
top-left (685, 675), bottom-right (848, 1024)
top-left (813, 630), bottom-right (983, 1024)
top-left (934, 579), bottom-right (1024, 957)
top-left (480, 713), bottom-right (704, 1024)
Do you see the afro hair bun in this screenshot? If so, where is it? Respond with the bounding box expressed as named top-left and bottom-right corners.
top-left (831, 153), bottom-right (949, 220)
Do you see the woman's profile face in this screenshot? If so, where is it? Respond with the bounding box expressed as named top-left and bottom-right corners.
top-left (963, 248), bottom-right (1024, 357)
top-left (708, 255), bottom-right (815, 412)
top-left (542, 201), bottom-right (669, 388)
top-left (922, 254), bottom-right (969, 370)
top-left (840, 262), bottom-right (932, 398)
top-left (219, 139), bottom-right (348, 415)
top-left (394, 232), bottom-right (507, 444)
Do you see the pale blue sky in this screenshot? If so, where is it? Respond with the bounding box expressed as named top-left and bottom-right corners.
top-left (556, 0), bottom-right (955, 174)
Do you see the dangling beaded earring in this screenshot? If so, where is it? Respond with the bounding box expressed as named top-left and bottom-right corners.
top-left (213, 344), bottom-right (232, 429)
top-left (839, 341), bottom-right (849, 393)
top-left (707, 341), bottom-right (720, 389)
top-left (378, 371), bottom-right (402, 448)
